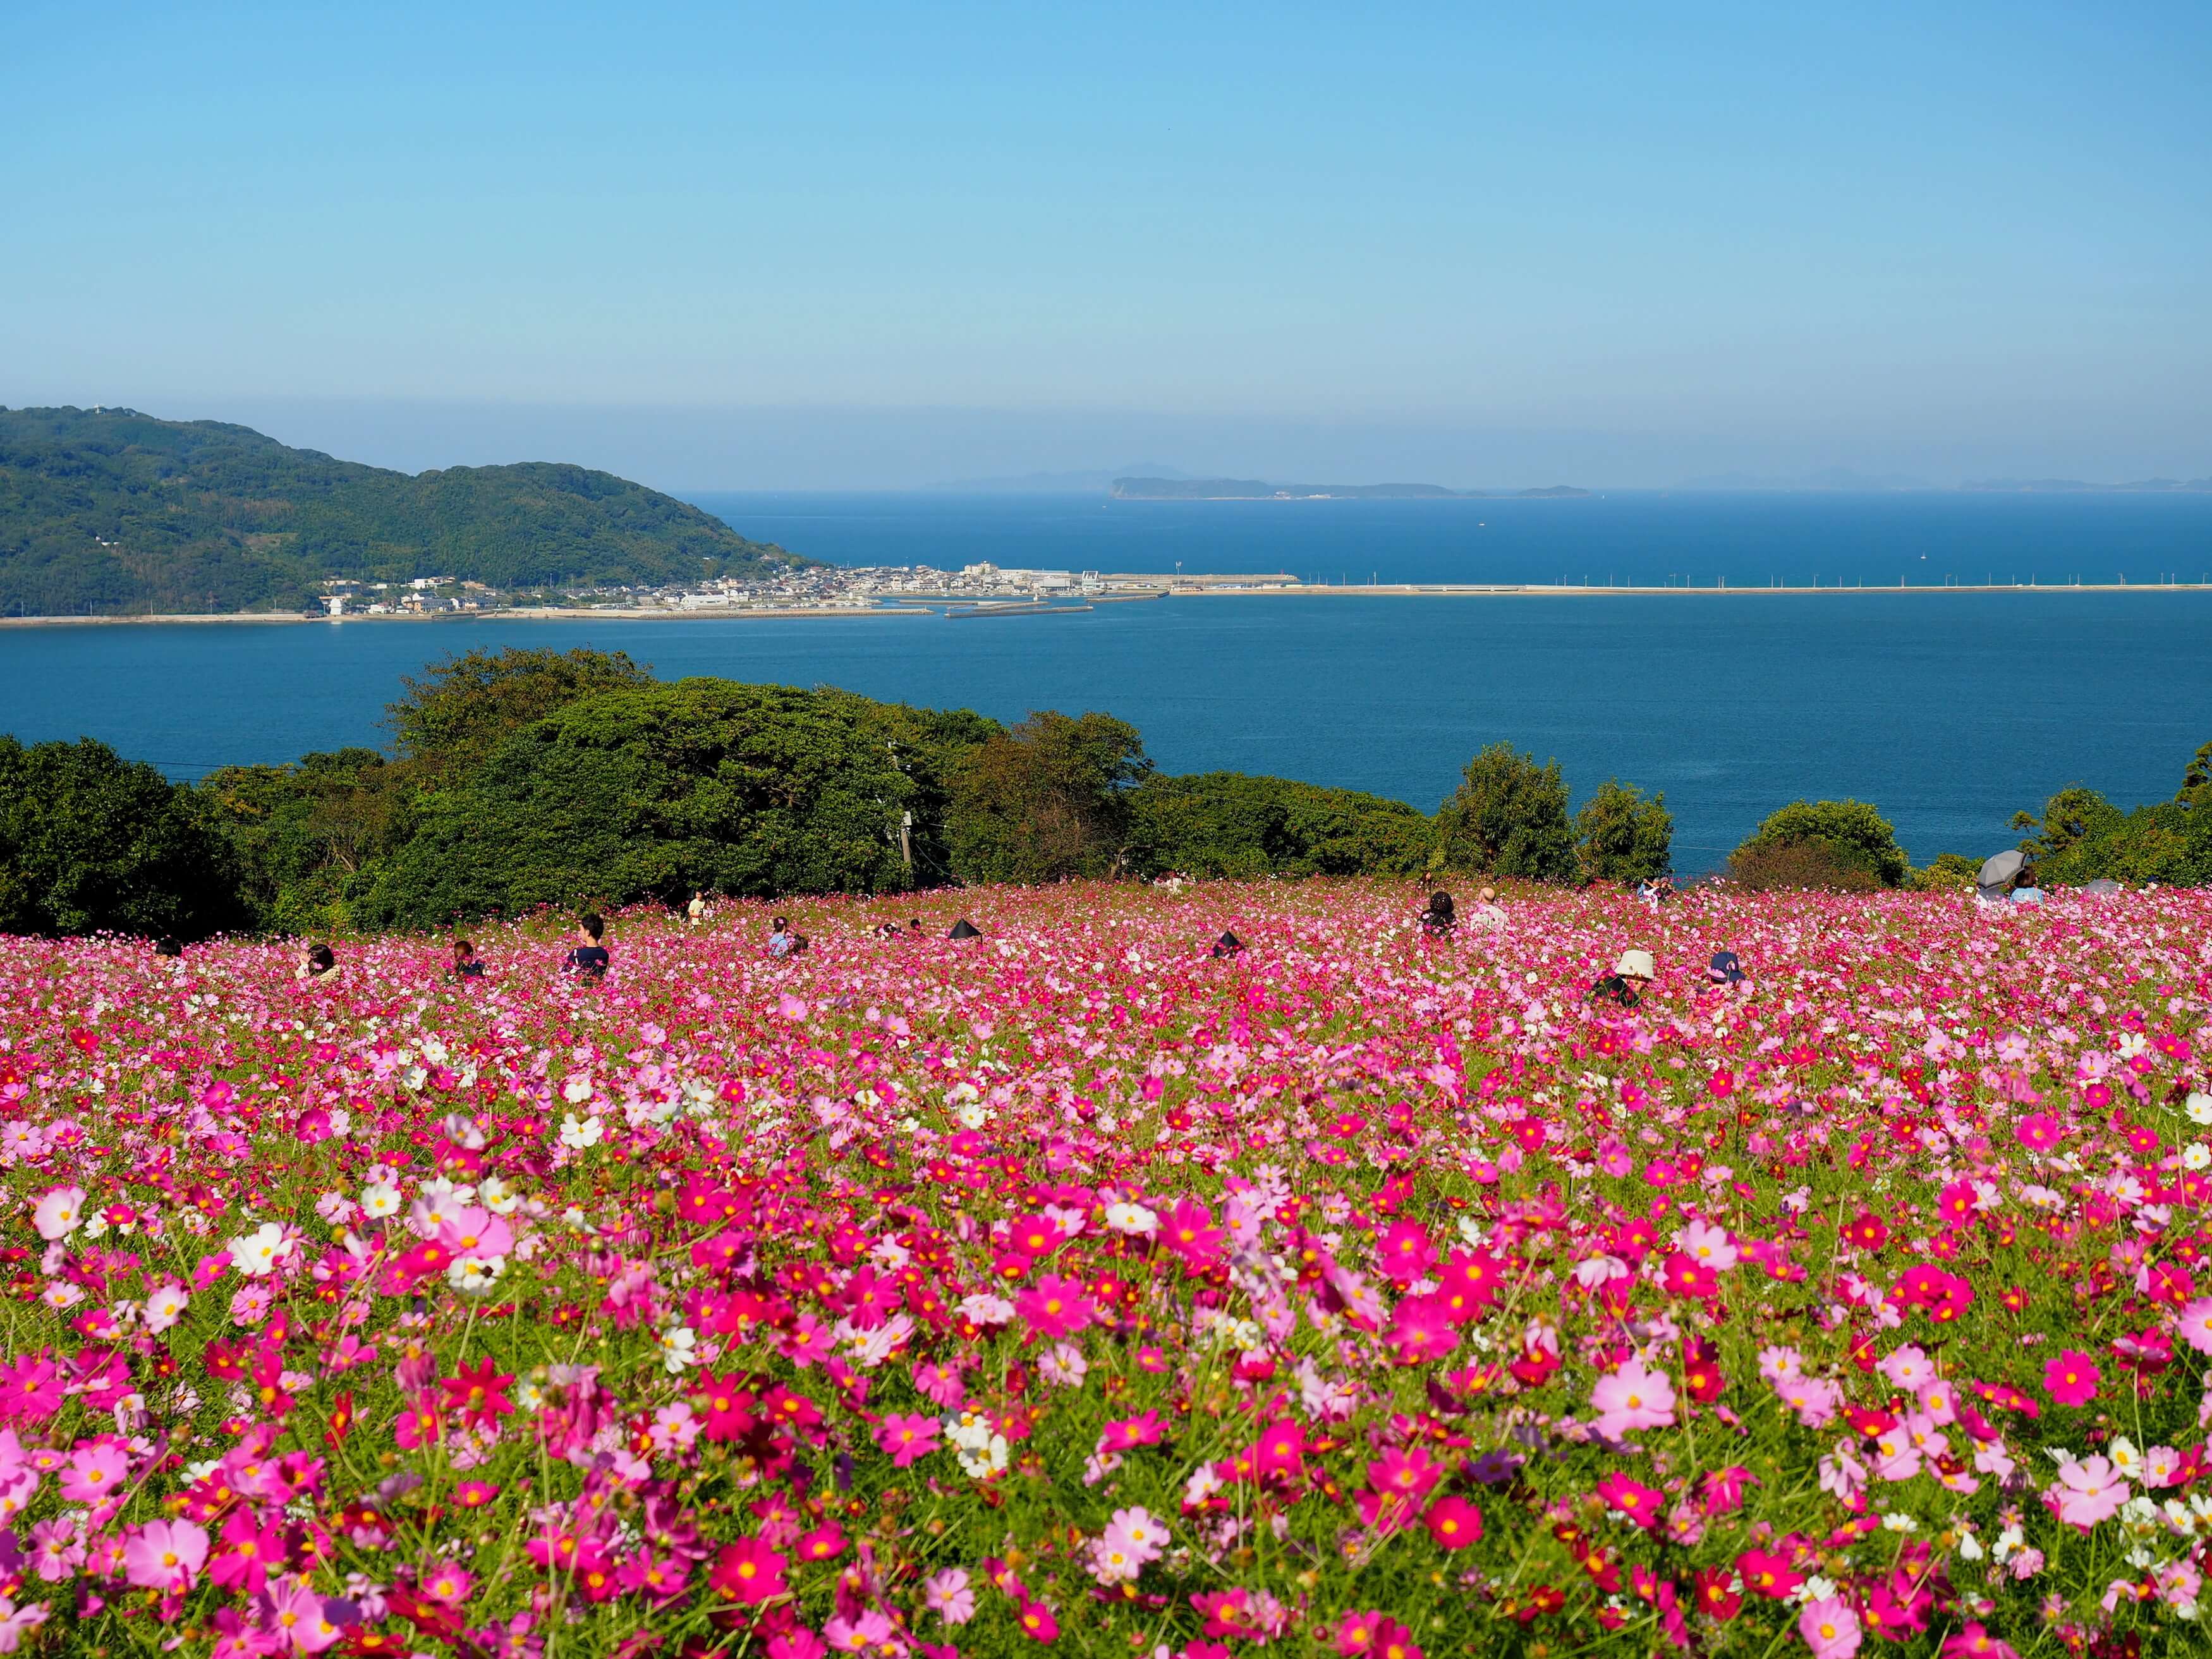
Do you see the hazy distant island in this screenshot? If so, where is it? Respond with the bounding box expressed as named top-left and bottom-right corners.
top-left (1109, 477), bottom-right (1589, 501)
top-left (0, 406), bottom-right (812, 616)
top-left (1960, 477), bottom-right (2212, 494)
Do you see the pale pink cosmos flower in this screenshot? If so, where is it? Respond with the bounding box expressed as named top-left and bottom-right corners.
top-left (122, 1519), bottom-right (209, 1591)
top-left (1799, 1595), bottom-right (1863, 1659)
top-left (2051, 1455), bottom-right (2129, 1527)
top-left (31, 1189), bottom-right (85, 1243)
top-left (922, 1567), bottom-right (975, 1625)
top-left (1875, 1344), bottom-right (1935, 1390)
top-left (1590, 1359), bottom-right (1675, 1438)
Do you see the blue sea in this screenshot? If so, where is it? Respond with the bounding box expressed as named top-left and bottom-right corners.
top-left (4, 491), bottom-right (2211, 872)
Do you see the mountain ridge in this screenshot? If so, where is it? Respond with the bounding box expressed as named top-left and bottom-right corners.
top-left (0, 405), bottom-right (810, 616)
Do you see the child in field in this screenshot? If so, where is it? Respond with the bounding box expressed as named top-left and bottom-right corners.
top-left (1418, 892), bottom-right (1456, 938)
top-left (564, 914), bottom-right (611, 981)
top-left (1590, 949), bottom-right (1655, 1007)
top-left (296, 944), bottom-right (338, 981)
top-left (451, 939), bottom-right (486, 979)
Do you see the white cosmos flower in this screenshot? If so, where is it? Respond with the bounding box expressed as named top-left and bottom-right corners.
top-left (1103, 1203), bottom-right (1158, 1236)
top-left (659, 1326), bottom-right (700, 1374)
top-left (446, 1255), bottom-right (506, 1295)
top-left (562, 1074), bottom-right (595, 1104)
top-left (360, 1184), bottom-right (402, 1220)
top-left (479, 1177), bottom-right (521, 1216)
top-left (228, 1222), bottom-right (289, 1278)
top-left (2187, 1093), bottom-right (2212, 1127)
top-left (558, 1114), bottom-right (604, 1150)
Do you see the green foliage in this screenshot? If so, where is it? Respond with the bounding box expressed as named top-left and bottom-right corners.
top-left (359, 681), bottom-right (959, 925)
top-left (0, 406), bottom-right (809, 616)
top-left (388, 647), bottom-right (656, 774)
top-left (1434, 743), bottom-right (1577, 883)
top-left (2013, 785), bottom-right (2212, 887)
top-left (1907, 851), bottom-right (1983, 892)
top-left (1574, 779), bottom-right (1672, 885)
top-left (1734, 798), bottom-right (1907, 889)
top-left (0, 736), bottom-right (245, 939)
top-left (197, 748), bottom-right (411, 934)
top-left (1126, 772), bottom-right (1435, 879)
top-left (946, 712), bottom-right (1152, 884)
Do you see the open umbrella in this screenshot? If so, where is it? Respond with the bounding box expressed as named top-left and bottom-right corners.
top-left (2083, 878), bottom-right (2122, 896)
top-left (1977, 849), bottom-right (2029, 889)
top-left (948, 919), bottom-right (981, 940)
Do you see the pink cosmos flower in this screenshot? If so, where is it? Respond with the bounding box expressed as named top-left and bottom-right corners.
top-left (1591, 1358), bottom-right (1675, 1438)
top-left (2043, 1349), bottom-right (2100, 1407)
top-left (1799, 1595), bottom-right (1863, 1659)
top-left (873, 1413), bottom-right (940, 1468)
top-left (31, 1188), bottom-right (85, 1243)
top-left (1596, 1472), bottom-right (1665, 1529)
top-left (2051, 1455), bottom-right (2129, 1526)
top-left (922, 1567), bottom-right (975, 1625)
top-left (122, 1519), bottom-right (208, 1591)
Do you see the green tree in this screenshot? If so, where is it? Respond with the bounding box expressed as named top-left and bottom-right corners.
top-left (387, 646), bottom-right (655, 774)
top-left (360, 681), bottom-right (956, 925)
top-left (2010, 784), bottom-right (2124, 863)
top-left (1127, 772), bottom-right (1434, 879)
top-left (1574, 779), bottom-right (1672, 885)
top-left (947, 712), bottom-right (1152, 884)
top-left (0, 736), bottom-right (245, 939)
top-left (198, 748), bottom-right (410, 934)
top-left (1732, 799), bottom-right (1908, 889)
top-left (1433, 743), bottom-right (1577, 882)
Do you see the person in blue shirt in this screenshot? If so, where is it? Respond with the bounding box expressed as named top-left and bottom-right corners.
top-left (451, 939), bottom-right (486, 979)
top-left (564, 913), bottom-right (611, 981)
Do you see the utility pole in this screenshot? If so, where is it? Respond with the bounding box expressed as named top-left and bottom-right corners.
top-left (900, 811), bottom-right (913, 878)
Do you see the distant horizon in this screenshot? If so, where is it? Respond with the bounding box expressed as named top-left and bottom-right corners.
top-left (6, 395), bottom-right (2205, 499)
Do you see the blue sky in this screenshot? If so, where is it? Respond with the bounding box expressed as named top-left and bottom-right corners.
top-left (4, 1), bottom-right (2208, 487)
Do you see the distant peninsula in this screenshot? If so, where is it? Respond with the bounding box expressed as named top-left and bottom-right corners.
top-left (0, 406), bottom-right (811, 616)
top-left (1110, 477), bottom-right (1588, 501)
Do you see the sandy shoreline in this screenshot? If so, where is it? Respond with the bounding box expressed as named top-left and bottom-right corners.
top-left (1, 580), bottom-right (2206, 628)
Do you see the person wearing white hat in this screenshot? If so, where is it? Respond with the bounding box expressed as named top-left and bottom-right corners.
top-left (1590, 949), bottom-right (1655, 1007)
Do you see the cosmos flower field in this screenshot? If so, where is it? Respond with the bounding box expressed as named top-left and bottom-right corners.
top-left (5, 880), bottom-right (2212, 1659)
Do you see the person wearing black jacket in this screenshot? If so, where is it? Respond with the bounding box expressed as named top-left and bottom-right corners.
top-left (564, 913), bottom-right (611, 981)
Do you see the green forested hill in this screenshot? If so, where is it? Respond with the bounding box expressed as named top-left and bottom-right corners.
top-left (0, 406), bottom-right (810, 614)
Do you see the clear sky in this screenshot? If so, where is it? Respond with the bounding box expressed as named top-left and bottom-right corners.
top-left (4, 1), bottom-right (2208, 488)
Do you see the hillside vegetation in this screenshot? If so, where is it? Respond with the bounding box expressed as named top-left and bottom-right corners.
top-left (0, 405), bottom-right (808, 614)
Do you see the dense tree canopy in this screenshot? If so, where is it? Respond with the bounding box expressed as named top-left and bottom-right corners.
top-left (360, 681), bottom-right (966, 925)
top-left (946, 712), bottom-right (1152, 885)
top-left (0, 736), bottom-right (245, 939)
top-left (1732, 799), bottom-right (1909, 890)
top-left (1574, 779), bottom-right (1674, 885)
top-left (1433, 743), bottom-right (1578, 882)
top-left (1127, 772), bottom-right (1435, 879)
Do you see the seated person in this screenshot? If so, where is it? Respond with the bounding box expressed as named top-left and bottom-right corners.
top-left (1590, 949), bottom-right (1655, 1007)
top-left (1418, 891), bottom-right (1456, 937)
top-left (1467, 886), bottom-right (1508, 930)
top-left (296, 943), bottom-right (338, 981)
top-left (1705, 949), bottom-right (1747, 987)
top-left (769, 917), bottom-right (797, 958)
top-left (564, 913), bottom-right (611, 981)
top-left (451, 939), bottom-right (486, 979)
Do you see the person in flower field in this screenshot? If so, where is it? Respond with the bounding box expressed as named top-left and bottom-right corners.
top-left (562, 912), bottom-right (611, 980)
top-left (1589, 947), bottom-right (1655, 1006)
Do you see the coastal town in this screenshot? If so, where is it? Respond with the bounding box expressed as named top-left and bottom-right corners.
top-left (312, 562), bottom-right (1303, 617)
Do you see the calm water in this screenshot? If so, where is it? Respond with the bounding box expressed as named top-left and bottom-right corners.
top-left (690, 489), bottom-right (2212, 588)
top-left (3, 494), bottom-right (2210, 871)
